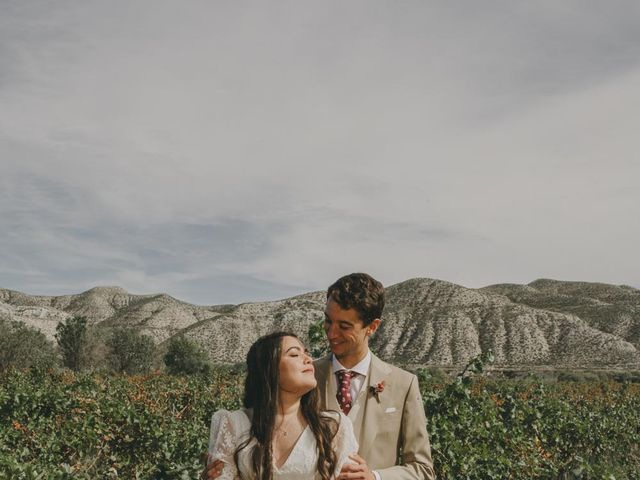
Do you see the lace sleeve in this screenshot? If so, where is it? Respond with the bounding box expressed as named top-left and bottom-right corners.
top-left (332, 412), bottom-right (359, 478)
top-left (207, 410), bottom-right (242, 480)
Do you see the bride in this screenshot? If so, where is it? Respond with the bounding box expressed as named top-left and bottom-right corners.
top-left (207, 332), bottom-right (358, 479)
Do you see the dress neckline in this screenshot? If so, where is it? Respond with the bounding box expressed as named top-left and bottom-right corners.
top-left (273, 425), bottom-right (311, 471)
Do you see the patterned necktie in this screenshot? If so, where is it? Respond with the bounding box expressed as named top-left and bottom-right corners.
top-left (336, 370), bottom-right (355, 414)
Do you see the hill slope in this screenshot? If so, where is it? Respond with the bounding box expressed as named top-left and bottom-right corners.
top-left (2, 278), bottom-right (638, 368)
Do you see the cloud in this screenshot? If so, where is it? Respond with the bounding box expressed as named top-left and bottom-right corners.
top-left (1, 1), bottom-right (639, 303)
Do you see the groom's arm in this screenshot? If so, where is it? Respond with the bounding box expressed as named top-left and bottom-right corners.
top-left (200, 456), bottom-right (224, 480)
top-left (376, 375), bottom-right (435, 480)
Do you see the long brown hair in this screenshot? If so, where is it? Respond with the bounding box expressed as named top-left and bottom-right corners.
top-left (233, 331), bottom-right (339, 480)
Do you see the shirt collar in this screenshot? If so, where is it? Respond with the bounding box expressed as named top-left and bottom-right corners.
top-left (331, 350), bottom-right (371, 378)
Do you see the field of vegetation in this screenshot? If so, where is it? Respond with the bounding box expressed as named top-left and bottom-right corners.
top-left (2, 364), bottom-right (639, 479)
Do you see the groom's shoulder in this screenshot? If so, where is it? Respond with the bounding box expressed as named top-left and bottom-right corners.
top-left (372, 353), bottom-right (417, 387)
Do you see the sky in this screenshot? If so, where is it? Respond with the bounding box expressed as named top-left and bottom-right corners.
top-left (1, 1), bottom-right (639, 305)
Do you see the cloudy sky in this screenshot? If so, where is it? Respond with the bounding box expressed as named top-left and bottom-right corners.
top-left (1, 1), bottom-right (639, 305)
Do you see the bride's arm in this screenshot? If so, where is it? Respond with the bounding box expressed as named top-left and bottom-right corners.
top-left (207, 410), bottom-right (242, 480)
top-left (331, 412), bottom-right (359, 477)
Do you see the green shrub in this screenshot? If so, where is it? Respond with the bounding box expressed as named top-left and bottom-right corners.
top-left (307, 317), bottom-right (329, 359)
top-left (1, 368), bottom-right (639, 478)
top-left (415, 366), bottom-right (449, 385)
top-left (55, 316), bottom-right (89, 371)
top-left (163, 336), bottom-right (211, 375)
top-left (107, 328), bottom-right (155, 374)
top-left (0, 319), bottom-right (57, 371)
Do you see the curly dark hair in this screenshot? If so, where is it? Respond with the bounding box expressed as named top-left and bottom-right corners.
top-left (234, 332), bottom-right (339, 480)
top-left (326, 273), bottom-right (385, 326)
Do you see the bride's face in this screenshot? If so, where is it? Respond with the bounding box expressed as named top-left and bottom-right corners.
top-left (278, 336), bottom-right (317, 396)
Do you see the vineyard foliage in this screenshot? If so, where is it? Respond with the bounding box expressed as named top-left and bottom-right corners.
top-left (1, 366), bottom-right (639, 479)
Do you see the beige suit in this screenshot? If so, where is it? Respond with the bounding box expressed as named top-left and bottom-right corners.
top-left (314, 353), bottom-right (435, 480)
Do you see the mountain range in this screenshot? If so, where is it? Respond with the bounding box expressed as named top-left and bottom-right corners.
top-left (1, 278), bottom-right (639, 368)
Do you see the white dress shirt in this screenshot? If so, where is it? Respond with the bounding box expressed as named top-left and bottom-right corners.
top-left (331, 351), bottom-right (381, 480)
top-left (331, 351), bottom-right (371, 403)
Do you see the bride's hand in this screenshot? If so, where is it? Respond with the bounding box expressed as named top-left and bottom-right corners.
top-left (337, 453), bottom-right (375, 480)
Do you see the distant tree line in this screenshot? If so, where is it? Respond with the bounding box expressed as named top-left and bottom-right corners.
top-left (6, 316), bottom-right (638, 382)
top-left (0, 316), bottom-right (212, 375)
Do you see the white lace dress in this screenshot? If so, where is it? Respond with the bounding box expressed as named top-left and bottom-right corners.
top-left (207, 409), bottom-right (358, 480)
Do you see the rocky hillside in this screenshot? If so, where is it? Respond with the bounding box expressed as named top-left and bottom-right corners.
top-left (1, 278), bottom-right (639, 368)
top-left (482, 279), bottom-right (640, 347)
top-left (376, 279), bottom-right (638, 367)
top-left (0, 287), bottom-right (227, 343)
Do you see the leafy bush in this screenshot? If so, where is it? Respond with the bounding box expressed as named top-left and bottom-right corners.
top-left (55, 316), bottom-right (89, 371)
top-left (82, 326), bottom-right (114, 371)
top-left (416, 366), bottom-right (450, 385)
top-left (0, 368), bottom-right (243, 478)
top-left (422, 354), bottom-right (640, 479)
top-left (1, 359), bottom-right (638, 478)
top-left (107, 328), bottom-right (155, 374)
top-left (164, 336), bottom-right (211, 375)
top-left (307, 317), bottom-right (329, 358)
top-left (0, 319), bottom-right (57, 371)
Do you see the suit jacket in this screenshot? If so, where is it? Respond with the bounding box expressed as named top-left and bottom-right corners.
top-left (314, 353), bottom-right (435, 480)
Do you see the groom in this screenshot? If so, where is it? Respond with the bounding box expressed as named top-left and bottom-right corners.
top-left (204, 273), bottom-right (435, 480)
top-left (316, 273), bottom-right (434, 480)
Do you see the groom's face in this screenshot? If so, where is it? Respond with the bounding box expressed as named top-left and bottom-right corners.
top-left (323, 299), bottom-right (379, 367)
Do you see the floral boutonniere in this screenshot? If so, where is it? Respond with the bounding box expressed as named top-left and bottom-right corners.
top-left (369, 380), bottom-right (385, 402)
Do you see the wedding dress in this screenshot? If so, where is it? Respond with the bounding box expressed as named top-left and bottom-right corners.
top-left (208, 409), bottom-right (358, 480)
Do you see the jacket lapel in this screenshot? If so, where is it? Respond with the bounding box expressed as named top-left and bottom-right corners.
top-left (358, 353), bottom-right (392, 461)
top-left (326, 366), bottom-right (340, 411)
top-left (314, 355), bottom-right (340, 411)
top-left (315, 352), bottom-right (393, 459)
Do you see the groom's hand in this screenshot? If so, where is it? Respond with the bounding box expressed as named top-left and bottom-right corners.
top-left (200, 454), bottom-right (224, 479)
top-left (337, 453), bottom-right (375, 480)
